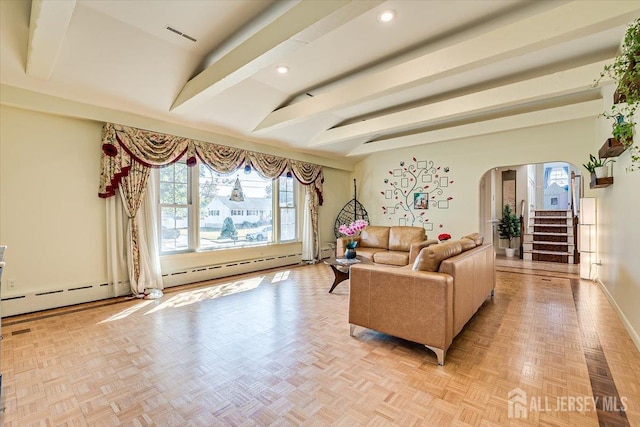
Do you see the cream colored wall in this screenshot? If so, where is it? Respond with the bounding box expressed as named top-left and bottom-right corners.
top-left (318, 167), bottom-right (353, 248)
top-left (354, 118), bottom-right (596, 240)
top-left (354, 114), bottom-right (640, 347)
top-left (593, 85), bottom-right (640, 347)
top-left (0, 105), bottom-right (107, 295)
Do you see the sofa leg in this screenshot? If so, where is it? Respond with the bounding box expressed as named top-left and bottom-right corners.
top-left (490, 289), bottom-right (495, 297)
top-left (349, 324), bottom-right (356, 337)
top-left (425, 345), bottom-right (445, 366)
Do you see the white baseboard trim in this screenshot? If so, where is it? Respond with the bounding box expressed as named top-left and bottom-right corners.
top-left (1, 281), bottom-right (115, 317)
top-left (162, 253), bottom-right (301, 288)
top-left (595, 277), bottom-right (640, 353)
top-left (2, 252), bottom-right (303, 317)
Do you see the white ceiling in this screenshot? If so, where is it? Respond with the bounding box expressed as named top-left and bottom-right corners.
top-left (1, 0), bottom-right (638, 163)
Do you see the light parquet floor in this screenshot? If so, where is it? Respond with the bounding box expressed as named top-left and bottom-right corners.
top-left (1, 260), bottom-right (639, 426)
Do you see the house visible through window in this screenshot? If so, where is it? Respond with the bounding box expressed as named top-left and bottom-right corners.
top-left (159, 163), bottom-right (297, 253)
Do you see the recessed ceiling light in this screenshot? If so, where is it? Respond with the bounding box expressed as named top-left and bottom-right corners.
top-left (276, 65), bottom-right (289, 74)
top-left (378, 10), bottom-right (396, 23)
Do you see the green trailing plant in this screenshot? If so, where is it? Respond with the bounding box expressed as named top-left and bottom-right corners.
top-left (596, 19), bottom-right (640, 105)
top-left (498, 205), bottom-right (520, 249)
top-left (582, 154), bottom-right (615, 174)
top-left (628, 145), bottom-right (640, 172)
top-left (595, 18), bottom-right (640, 171)
top-left (612, 119), bottom-right (634, 146)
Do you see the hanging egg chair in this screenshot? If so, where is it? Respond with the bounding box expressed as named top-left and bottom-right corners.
top-left (334, 179), bottom-right (370, 238)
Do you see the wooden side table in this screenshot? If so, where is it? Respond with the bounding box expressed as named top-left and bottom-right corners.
top-left (323, 255), bottom-right (371, 293)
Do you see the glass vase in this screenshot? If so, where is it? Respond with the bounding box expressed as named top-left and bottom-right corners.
top-left (344, 248), bottom-right (357, 259)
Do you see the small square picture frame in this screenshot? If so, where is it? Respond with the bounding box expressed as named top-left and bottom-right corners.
top-left (413, 192), bottom-right (429, 210)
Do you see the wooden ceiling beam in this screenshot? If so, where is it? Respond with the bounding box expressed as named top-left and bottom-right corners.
top-left (346, 100), bottom-right (603, 157)
top-left (254, 1), bottom-right (640, 133)
top-left (170, 0), bottom-right (383, 114)
top-left (310, 60), bottom-right (611, 146)
top-left (27, 0), bottom-right (77, 80)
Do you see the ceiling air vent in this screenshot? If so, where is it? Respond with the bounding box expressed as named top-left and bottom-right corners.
top-left (166, 26), bottom-right (197, 43)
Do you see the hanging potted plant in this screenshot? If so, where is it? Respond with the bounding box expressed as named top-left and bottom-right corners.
top-left (612, 117), bottom-right (634, 147)
top-left (596, 18), bottom-right (640, 171)
top-left (498, 205), bottom-right (520, 258)
top-left (597, 19), bottom-right (640, 104)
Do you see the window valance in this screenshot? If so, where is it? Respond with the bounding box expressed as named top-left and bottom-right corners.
top-left (98, 123), bottom-right (324, 204)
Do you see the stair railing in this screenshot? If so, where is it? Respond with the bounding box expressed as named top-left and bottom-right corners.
top-left (519, 199), bottom-right (526, 259)
top-left (571, 171), bottom-right (580, 264)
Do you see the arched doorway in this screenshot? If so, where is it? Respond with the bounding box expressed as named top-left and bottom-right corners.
top-left (479, 161), bottom-right (583, 266)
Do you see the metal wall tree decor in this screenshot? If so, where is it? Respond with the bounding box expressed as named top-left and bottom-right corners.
top-left (380, 157), bottom-right (454, 232)
top-left (334, 179), bottom-right (369, 238)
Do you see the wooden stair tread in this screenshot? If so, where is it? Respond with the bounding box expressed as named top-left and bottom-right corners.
top-left (531, 241), bottom-right (571, 245)
top-left (529, 232), bottom-right (569, 236)
top-left (526, 249), bottom-right (573, 255)
top-left (525, 209), bottom-right (574, 264)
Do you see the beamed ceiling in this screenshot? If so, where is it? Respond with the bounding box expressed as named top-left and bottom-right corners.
top-left (1, 0), bottom-right (639, 164)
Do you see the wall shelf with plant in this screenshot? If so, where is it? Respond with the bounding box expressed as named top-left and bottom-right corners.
top-left (590, 175), bottom-right (614, 189)
top-left (599, 137), bottom-right (626, 158)
top-left (583, 154), bottom-right (615, 189)
top-left (595, 18), bottom-right (639, 172)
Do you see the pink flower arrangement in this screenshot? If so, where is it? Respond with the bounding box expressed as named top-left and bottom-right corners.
top-left (438, 233), bottom-right (451, 242)
top-left (339, 219), bottom-right (368, 237)
top-left (339, 219), bottom-right (368, 250)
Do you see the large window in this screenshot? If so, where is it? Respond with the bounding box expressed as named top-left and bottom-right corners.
top-left (544, 164), bottom-right (570, 189)
top-left (159, 163), bottom-right (297, 253)
top-left (279, 176), bottom-right (296, 241)
top-left (159, 161), bottom-right (190, 252)
top-left (547, 167), bottom-right (569, 188)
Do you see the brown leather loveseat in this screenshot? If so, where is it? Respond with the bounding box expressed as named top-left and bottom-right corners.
top-left (348, 233), bottom-right (495, 365)
top-left (336, 225), bottom-right (437, 266)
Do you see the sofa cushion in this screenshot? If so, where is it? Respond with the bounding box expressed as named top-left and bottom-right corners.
top-left (360, 226), bottom-right (390, 249)
top-left (459, 238), bottom-right (476, 252)
top-left (389, 226), bottom-right (425, 251)
top-left (356, 247), bottom-right (387, 261)
top-left (373, 250), bottom-right (410, 266)
top-left (463, 233), bottom-right (484, 246)
top-left (412, 241), bottom-right (463, 272)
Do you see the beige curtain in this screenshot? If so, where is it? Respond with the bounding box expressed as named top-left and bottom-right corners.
top-left (194, 140), bottom-right (246, 173)
top-left (106, 193), bottom-right (128, 296)
top-left (118, 161), bottom-right (150, 294)
top-left (99, 123), bottom-right (324, 198)
top-left (302, 186), bottom-right (321, 262)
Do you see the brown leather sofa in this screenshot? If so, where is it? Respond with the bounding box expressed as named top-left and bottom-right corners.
top-left (336, 225), bottom-right (437, 266)
top-left (348, 233), bottom-right (495, 365)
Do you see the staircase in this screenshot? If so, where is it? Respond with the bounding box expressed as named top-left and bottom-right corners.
top-left (522, 210), bottom-right (575, 264)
